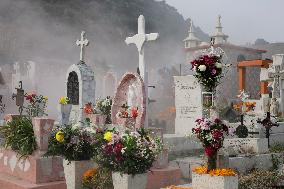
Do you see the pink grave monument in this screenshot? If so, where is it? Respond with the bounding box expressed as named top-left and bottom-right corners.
top-left (111, 72), bottom-right (146, 129)
top-left (0, 115), bottom-right (66, 189)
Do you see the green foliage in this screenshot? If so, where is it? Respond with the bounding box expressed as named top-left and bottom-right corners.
top-left (45, 125), bottom-right (95, 163)
top-left (82, 167), bottom-right (113, 189)
top-left (239, 169), bottom-right (284, 189)
top-left (0, 117), bottom-right (37, 158)
top-left (270, 143), bottom-right (284, 153)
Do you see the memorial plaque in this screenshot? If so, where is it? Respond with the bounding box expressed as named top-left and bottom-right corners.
top-left (174, 75), bottom-right (202, 134)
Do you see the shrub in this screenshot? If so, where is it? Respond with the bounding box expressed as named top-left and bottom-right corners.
top-left (0, 116), bottom-right (37, 158)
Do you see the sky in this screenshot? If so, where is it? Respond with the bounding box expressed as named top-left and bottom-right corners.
top-left (165, 0), bottom-right (284, 45)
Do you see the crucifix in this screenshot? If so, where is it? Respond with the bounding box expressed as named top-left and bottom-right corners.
top-left (76, 31), bottom-right (89, 63)
top-left (125, 15), bottom-right (159, 128)
top-left (12, 81), bottom-right (25, 116)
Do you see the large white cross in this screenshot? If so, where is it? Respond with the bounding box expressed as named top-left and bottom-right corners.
top-left (76, 31), bottom-right (89, 63)
top-left (125, 15), bottom-right (159, 128)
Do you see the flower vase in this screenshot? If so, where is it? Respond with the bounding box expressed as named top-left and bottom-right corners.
top-left (59, 104), bottom-right (72, 125)
top-left (207, 154), bottom-right (217, 171)
top-left (63, 159), bottom-right (96, 189)
top-left (112, 172), bottom-right (148, 189)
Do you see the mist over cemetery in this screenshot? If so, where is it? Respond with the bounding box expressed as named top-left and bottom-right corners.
top-left (1, 1), bottom-right (284, 189)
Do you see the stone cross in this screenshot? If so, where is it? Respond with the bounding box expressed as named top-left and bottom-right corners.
top-left (76, 31), bottom-right (89, 63)
top-left (125, 15), bottom-right (159, 128)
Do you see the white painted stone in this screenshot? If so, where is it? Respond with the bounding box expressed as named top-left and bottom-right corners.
top-left (174, 76), bottom-right (202, 134)
top-left (163, 134), bottom-right (202, 156)
top-left (171, 156), bottom-right (203, 179)
top-left (222, 138), bottom-right (268, 155)
top-left (4, 156), bottom-right (8, 165)
top-left (9, 155), bottom-right (17, 172)
top-left (192, 173), bottom-right (238, 189)
top-left (125, 15), bottom-right (159, 128)
top-left (63, 159), bottom-right (96, 189)
top-left (112, 172), bottom-right (148, 189)
top-left (23, 159), bottom-right (30, 172)
top-left (18, 159), bottom-right (24, 171)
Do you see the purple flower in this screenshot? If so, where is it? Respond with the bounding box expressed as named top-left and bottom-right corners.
top-left (211, 69), bottom-right (217, 76)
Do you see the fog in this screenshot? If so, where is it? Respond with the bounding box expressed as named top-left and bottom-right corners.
top-left (0, 0), bottom-right (189, 132)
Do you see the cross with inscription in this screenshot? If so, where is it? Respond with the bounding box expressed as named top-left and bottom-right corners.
top-left (125, 15), bottom-right (159, 127)
top-left (76, 31), bottom-right (89, 63)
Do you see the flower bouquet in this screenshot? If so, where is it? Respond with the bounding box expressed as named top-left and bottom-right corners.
top-left (25, 92), bottom-right (48, 117)
top-left (191, 54), bottom-right (223, 92)
top-left (45, 125), bottom-right (97, 189)
top-left (93, 128), bottom-right (163, 189)
top-left (192, 118), bottom-right (229, 171)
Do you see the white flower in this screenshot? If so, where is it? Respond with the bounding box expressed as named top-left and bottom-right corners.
top-left (215, 63), bottom-right (222, 69)
top-left (121, 147), bottom-right (126, 154)
top-left (72, 123), bottom-right (80, 130)
top-left (198, 65), bottom-right (206, 72)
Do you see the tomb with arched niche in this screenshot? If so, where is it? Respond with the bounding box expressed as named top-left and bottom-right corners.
top-left (111, 72), bottom-right (146, 129)
top-left (65, 62), bottom-right (96, 124)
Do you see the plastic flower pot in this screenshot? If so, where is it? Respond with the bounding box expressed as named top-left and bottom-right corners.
top-left (63, 159), bottom-right (96, 189)
top-left (59, 104), bottom-right (72, 125)
top-left (112, 172), bottom-right (148, 189)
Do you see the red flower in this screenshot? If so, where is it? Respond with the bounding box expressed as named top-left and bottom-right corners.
top-left (104, 145), bottom-right (113, 155)
top-left (131, 108), bottom-right (139, 119)
top-left (211, 129), bottom-right (223, 140)
top-left (122, 111), bottom-right (128, 118)
top-left (115, 155), bottom-right (123, 162)
top-left (114, 143), bottom-right (123, 154)
top-left (205, 146), bottom-right (217, 157)
top-left (84, 103), bottom-right (93, 114)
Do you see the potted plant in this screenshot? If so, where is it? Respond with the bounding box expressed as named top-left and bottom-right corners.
top-left (25, 92), bottom-right (48, 117)
top-left (59, 96), bottom-right (72, 125)
top-left (45, 125), bottom-right (96, 189)
top-left (192, 118), bottom-right (229, 171)
top-left (93, 128), bottom-right (162, 189)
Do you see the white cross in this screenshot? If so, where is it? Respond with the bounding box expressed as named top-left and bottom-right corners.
top-left (76, 31), bottom-right (89, 63)
top-left (125, 15), bottom-right (159, 128)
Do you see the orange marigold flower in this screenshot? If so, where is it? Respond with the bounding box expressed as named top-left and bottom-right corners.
top-left (192, 166), bottom-right (236, 177)
top-left (83, 168), bottom-right (97, 179)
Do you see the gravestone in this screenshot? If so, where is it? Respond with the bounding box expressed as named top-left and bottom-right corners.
top-left (103, 72), bottom-right (116, 97)
top-left (174, 75), bottom-right (202, 135)
top-left (111, 72), bottom-right (146, 128)
top-left (65, 31), bottom-right (95, 125)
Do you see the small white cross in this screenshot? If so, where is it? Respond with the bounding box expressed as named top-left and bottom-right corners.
top-left (76, 31), bottom-right (89, 63)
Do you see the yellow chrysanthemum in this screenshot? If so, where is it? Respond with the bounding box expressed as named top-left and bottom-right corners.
top-left (104, 131), bottom-right (113, 142)
top-left (59, 97), bottom-right (69, 105)
top-left (193, 166), bottom-right (236, 177)
top-left (55, 131), bottom-right (64, 142)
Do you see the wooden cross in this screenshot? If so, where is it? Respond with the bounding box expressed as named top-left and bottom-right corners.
top-left (76, 31), bottom-right (89, 63)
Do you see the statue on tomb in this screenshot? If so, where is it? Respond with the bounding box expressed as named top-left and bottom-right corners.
top-left (127, 83), bottom-right (137, 108)
top-left (270, 97), bottom-right (280, 116)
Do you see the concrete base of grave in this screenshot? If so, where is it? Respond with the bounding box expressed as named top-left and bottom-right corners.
top-left (0, 172), bottom-right (66, 189)
top-left (0, 148), bottom-right (65, 184)
top-left (192, 173), bottom-right (238, 189)
top-left (222, 138), bottom-right (268, 155)
top-left (170, 156), bottom-right (204, 181)
top-left (146, 166), bottom-right (181, 189)
top-left (163, 134), bottom-right (202, 158)
top-left (218, 153), bottom-right (283, 174)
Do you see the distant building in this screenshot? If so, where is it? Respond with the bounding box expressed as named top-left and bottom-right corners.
top-left (183, 15), bottom-right (266, 103)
